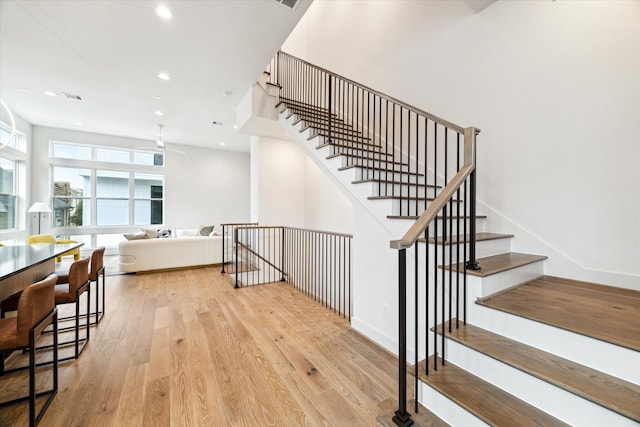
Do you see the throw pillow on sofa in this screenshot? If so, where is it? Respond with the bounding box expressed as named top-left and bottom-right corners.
top-left (124, 231), bottom-right (149, 241)
top-left (198, 225), bottom-right (214, 236)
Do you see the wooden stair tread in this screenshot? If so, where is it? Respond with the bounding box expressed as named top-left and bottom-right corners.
top-left (337, 164), bottom-right (425, 176)
top-left (353, 178), bottom-right (440, 189)
top-left (435, 320), bottom-right (640, 422)
top-left (317, 144), bottom-right (388, 158)
top-left (295, 116), bottom-right (351, 129)
top-left (329, 150), bottom-right (394, 159)
top-left (443, 252), bottom-right (547, 277)
top-left (478, 275), bottom-right (640, 351)
top-left (309, 131), bottom-right (371, 142)
top-left (423, 232), bottom-right (514, 245)
top-left (327, 153), bottom-right (409, 166)
top-left (368, 195), bottom-right (445, 202)
top-left (417, 356), bottom-right (570, 427)
top-left (303, 125), bottom-right (366, 139)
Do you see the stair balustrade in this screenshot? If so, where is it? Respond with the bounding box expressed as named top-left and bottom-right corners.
top-left (267, 51), bottom-right (480, 426)
top-left (225, 225), bottom-right (353, 321)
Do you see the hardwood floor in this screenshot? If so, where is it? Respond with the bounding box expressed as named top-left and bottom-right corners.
top-left (0, 266), bottom-right (407, 426)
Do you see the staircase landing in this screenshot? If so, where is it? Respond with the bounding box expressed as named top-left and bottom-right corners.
top-left (478, 276), bottom-right (640, 351)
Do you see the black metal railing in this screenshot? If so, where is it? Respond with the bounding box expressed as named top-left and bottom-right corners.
top-left (268, 51), bottom-right (470, 217)
top-left (283, 227), bottom-right (352, 320)
top-left (220, 222), bottom-right (259, 274)
top-left (233, 225), bottom-right (286, 288)
top-left (227, 226), bottom-right (353, 320)
top-left (266, 51), bottom-right (479, 426)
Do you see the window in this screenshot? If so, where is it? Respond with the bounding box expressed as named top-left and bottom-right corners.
top-left (0, 126), bottom-right (26, 152)
top-left (96, 170), bottom-right (129, 225)
top-left (134, 173), bottom-right (163, 225)
top-left (52, 167), bottom-right (91, 227)
top-left (0, 158), bottom-right (17, 229)
top-left (50, 142), bottom-right (164, 228)
top-left (50, 140), bottom-right (163, 166)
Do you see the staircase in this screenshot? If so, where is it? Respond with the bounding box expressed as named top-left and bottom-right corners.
top-left (258, 51), bottom-right (640, 426)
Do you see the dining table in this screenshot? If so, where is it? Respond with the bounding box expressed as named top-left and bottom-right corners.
top-left (0, 243), bottom-right (84, 302)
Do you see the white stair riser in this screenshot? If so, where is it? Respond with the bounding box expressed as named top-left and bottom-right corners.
top-left (364, 181), bottom-right (438, 198)
top-left (415, 238), bottom-right (512, 264)
top-left (389, 198), bottom-right (464, 216)
top-left (417, 382), bottom-right (489, 427)
top-left (442, 338), bottom-right (637, 426)
top-left (468, 303), bottom-right (640, 385)
top-left (338, 156), bottom-right (413, 172)
top-left (465, 261), bottom-right (544, 300)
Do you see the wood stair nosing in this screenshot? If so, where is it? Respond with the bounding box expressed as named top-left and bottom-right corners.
top-left (442, 252), bottom-right (548, 277)
top-left (422, 232), bottom-right (514, 245)
top-left (433, 320), bottom-right (640, 423)
top-left (417, 355), bottom-right (570, 427)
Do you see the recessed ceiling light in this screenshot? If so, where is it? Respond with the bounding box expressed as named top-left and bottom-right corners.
top-left (157, 73), bottom-right (170, 81)
top-left (75, 122), bottom-right (83, 126)
top-left (20, 88), bottom-right (30, 93)
top-left (153, 95), bottom-right (162, 100)
top-left (43, 90), bottom-right (56, 97)
top-left (154, 110), bottom-right (164, 116)
top-left (233, 125), bottom-right (238, 130)
top-left (219, 142), bottom-right (226, 146)
top-left (156, 6), bottom-right (172, 20)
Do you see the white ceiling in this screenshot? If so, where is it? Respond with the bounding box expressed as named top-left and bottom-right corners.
top-left (0, 0), bottom-right (311, 152)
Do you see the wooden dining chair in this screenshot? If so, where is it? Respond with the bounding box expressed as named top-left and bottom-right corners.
top-left (0, 273), bottom-right (58, 427)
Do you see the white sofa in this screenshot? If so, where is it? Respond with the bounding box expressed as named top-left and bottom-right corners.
top-left (118, 235), bottom-right (231, 273)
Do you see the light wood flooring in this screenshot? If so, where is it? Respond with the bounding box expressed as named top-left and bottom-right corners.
top-left (0, 266), bottom-right (414, 426)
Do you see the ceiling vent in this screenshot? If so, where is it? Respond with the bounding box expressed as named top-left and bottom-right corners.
top-left (62, 92), bottom-right (84, 101)
top-left (273, 0), bottom-right (299, 10)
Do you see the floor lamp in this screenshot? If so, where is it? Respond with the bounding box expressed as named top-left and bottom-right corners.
top-left (27, 202), bottom-right (52, 234)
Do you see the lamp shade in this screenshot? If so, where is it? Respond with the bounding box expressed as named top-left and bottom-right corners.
top-left (27, 202), bottom-right (52, 213)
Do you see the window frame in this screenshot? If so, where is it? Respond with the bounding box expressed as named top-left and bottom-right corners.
top-left (49, 141), bottom-right (165, 234)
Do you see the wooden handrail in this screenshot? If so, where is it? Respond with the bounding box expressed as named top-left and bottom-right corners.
top-left (390, 127), bottom-right (478, 250)
top-left (278, 51), bottom-right (470, 134)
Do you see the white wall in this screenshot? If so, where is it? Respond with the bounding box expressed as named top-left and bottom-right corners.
top-left (283, 0), bottom-right (640, 288)
top-left (31, 126), bottom-right (250, 234)
top-left (254, 136), bottom-right (353, 233)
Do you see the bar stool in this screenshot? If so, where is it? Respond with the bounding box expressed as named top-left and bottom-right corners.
top-left (53, 257), bottom-right (91, 361)
top-left (56, 247), bottom-right (104, 326)
top-left (0, 273), bottom-right (58, 427)
top-left (89, 247), bottom-right (105, 325)
top-left (2, 258), bottom-right (91, 361)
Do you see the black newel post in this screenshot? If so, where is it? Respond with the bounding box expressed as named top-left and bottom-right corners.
top-left (393, 248), bottom-right (413, 426)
